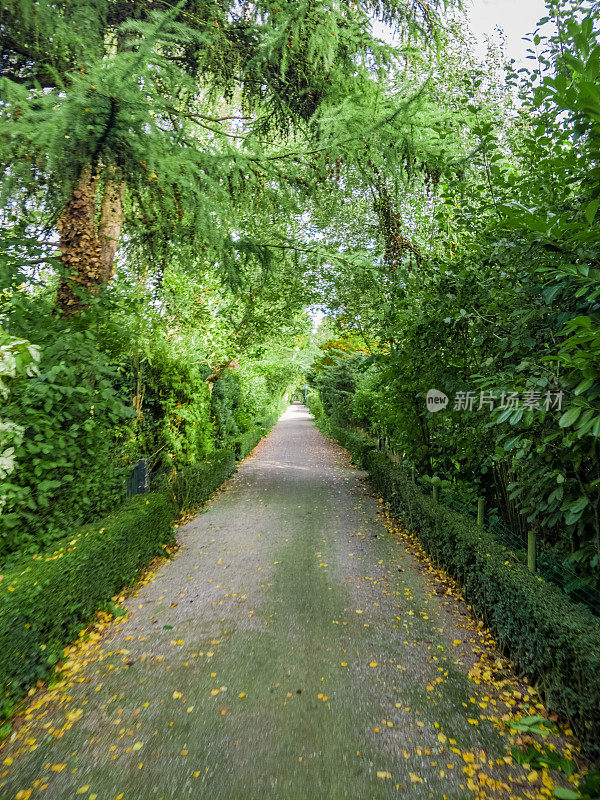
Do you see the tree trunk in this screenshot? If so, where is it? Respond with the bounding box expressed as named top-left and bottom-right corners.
top-left (56, 165), bottom-right (125, 313)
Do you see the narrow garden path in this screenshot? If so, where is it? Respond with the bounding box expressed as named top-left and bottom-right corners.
top-left (0, 406), bottom-right (580, 800)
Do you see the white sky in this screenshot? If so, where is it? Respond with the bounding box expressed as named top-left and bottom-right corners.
top-left (466, 0), bottom-right (549, 62)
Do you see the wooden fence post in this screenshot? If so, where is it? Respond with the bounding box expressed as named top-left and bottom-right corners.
top-left (528, 525), bottom-right (537, 573)
top-left (477, 498), bottom-right (485, 527)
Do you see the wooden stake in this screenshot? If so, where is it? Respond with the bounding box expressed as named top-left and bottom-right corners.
top-left (528, 526), bottom-right (537, 573)
top-left (477, 498), bottom-right (485, 527)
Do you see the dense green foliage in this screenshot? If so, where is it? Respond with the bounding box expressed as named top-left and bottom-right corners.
top-left (1, 327), bottom-right (135, 558)
top-left (161, 448), bottom-right (236, 515)
top-left (2, 0), bottom-right (600, 762)
top-left (307, 3), bottom-right (600, 597)
top-left (324, 422), bottom-right (600, 758)
top-left (0, 493), bottom-right (172, 718)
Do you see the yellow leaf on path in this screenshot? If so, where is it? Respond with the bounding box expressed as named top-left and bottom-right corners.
top-left (409, 773), bottom-right (423, 784)
top-left (238, 693), bottom-right (246, 698)
top-left (438, 734), bottom-right (447, 743)
top-left (187, 706), bottom-right (194, 712)
top-left (16, 791), bottom-right (32, 800)
top-left (377, 771), bottom-right (391, 779)
top-left (370, 661), bottom-right (378, 668)
top-left (66, 709), bottom-right (83, 722)
top-left (355, 610), bottom-right (363, 614)
top-left (3, 756), bottom-right (13, 765)
top-left (193, 772), bottom-right (201, 778)
top-left (51, 764), bottom-right (67, 772)
top-left (453, 640), bottom-right (461, 646)
top-left (528, 771), bottom-right (538, 783)
top-left (76, 787), bottom-right (90, 794)
top-left (173, 691), bottom-right (182, 699)
top-left (132, 742), bottom-right (143, 751)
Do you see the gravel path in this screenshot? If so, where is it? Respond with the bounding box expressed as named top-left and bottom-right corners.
top-left (0, 405), bottom-right (578, 800)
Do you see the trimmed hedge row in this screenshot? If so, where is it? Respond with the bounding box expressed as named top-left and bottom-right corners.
top-left (0, 494), bottom-right (173, 717)
top-left (256, 411), bottom-right (280, 430)
top-left (233, 426), bottom-right (265, 461)
top-left (327, 423), bottom-right (600, 759)
top-left (0, 416), bottom-right (282, 723)
top-left (232, 412), bottom-right (281, 461)
top-left (164, 448), bottom-right (236, 514)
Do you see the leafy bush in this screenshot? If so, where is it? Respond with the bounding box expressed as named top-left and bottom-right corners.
top-left (233, 426), bottom-right (264, 461)
top-left (210, 372), bottom-right (243, 446)
top-left (256, 411), bottom-right (281, 430)
top-left (163, 449), bottom-right (236, 514)
top-left (0, 331), bottom-right (135, 560)
top-left (132, 340), bottom-right (214, 474)
top-left (0, 494), bottom-right (173, 717)
top-left (329, 424), bottom-right (600, 759)
top-left (306, 393), bottom-right (324, 420)
top-left (328, 423), bottom-right (377, 464)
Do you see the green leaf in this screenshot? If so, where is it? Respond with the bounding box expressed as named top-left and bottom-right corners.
top-left (584, 197), bottom-right (600, 224)
top-left (559, 407), bottom-right (582, 427)
top-left (574, 377), bottom-right (594, 395)
top-left (553, 788), bottom-right (581, 799)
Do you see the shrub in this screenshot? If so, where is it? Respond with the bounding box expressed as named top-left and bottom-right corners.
top-left (306, 393), bottom-right (324, 420)
top-left (0, 331), bottom-right (136, 561)
top-left (233, 426), bottom-right (264, 460)
top-left (164, 448), bottom-right (236, 514)
top-left (0, 493), bottom-right (172, 717)
top-left (329, 425), bottom-right (600, 759)
top-left (328, 423), bottom-right (378, 465)
top-left (256, 411), bottom-right (280, 430)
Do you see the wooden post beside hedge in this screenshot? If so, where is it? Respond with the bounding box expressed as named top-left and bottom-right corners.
top-left (477, 498), bottom-right (485, 527)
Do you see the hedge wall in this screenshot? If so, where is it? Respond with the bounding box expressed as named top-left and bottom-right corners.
top-left (233, 426), bottom-right (264, 461)
top-left (327, 423), bottom-right (600, 759)
top-left (0, 443), bottom-right (246, 720)
top-left (165, 448), bottom-right (236, 514)
top-left (0, 494), bottom-right (173, 717)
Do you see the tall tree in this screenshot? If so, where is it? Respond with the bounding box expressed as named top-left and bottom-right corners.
top-left (0, 0), bottom-right (451, 312)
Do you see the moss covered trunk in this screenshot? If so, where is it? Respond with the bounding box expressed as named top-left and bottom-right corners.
top-left (56, 165), bottom-right (125, 313)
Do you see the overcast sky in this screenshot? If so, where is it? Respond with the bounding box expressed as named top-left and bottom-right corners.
top-left (466, 0), bottom-right (549, 62)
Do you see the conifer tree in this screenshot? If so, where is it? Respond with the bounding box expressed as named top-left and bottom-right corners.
top-left (0, 0), bottom-right (452, 312)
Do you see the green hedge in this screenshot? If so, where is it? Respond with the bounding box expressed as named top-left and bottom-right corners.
top-left (232, 426), bottom-right (264, 461)
top-left (0, 494), bottom-right (173, 717)
top-left (306, 394), bottom-right (324, 421)
top-left (256, 411), bottom-right (280, 430)
top-left (165, 448), bottom-right (236, 514)
top-left (327, 424), bottom-right (600, 758)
